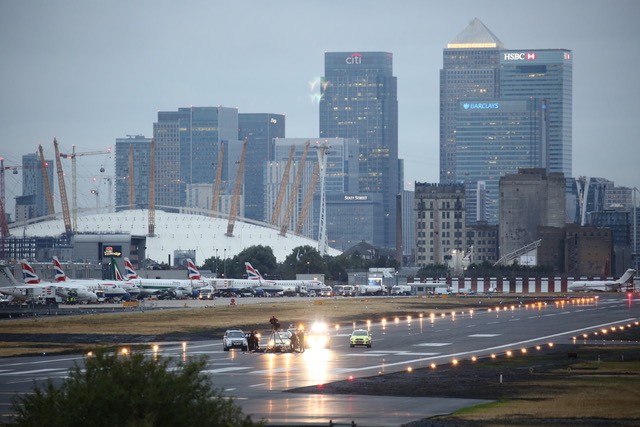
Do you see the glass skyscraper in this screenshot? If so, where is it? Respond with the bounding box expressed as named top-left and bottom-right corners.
top-left (440, 19), bottom-right (572, 225)
top-left (238, 113), bottom-right (285, 222)
top-left (114, 135), bottom-right (152, 211)
top-left (320, 52), bottom-right (399, 250)
top-left (153, 106), bottom-right (239, 210)
top-left (21, 153), bottom-right (53, 219)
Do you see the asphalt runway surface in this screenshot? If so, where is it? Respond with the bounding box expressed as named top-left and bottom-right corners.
top-left (0, 294), bottom-right (638, 426)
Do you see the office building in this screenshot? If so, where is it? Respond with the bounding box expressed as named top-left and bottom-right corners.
top-left (440, 19), bottom-right (503, 184)
top-left (320, 52), bottom-right (399, 250)
top-left (456, 98), bottom-right (548, 224)
top-left (22, 153), bottom-right (54, 219)
top-left (238, 113), bottom-right (285, 222)
top-left (153, 106), bottom-right (240, 210)
top-left (441, 19), bottom-right (572, 226)
top-left (114, 135), bottom-right (152, 211)
top-left (414, 182), bottom-right (466, 267)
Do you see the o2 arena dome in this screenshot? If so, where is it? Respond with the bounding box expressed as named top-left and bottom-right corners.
top-left (16, 209), bottom-right (340, 262)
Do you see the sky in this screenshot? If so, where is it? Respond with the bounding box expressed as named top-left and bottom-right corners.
top-left (1, 0), bottom-right (639, 215)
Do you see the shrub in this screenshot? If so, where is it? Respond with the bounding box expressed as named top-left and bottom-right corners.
top-left (12, 350), bottom-right (261, 427)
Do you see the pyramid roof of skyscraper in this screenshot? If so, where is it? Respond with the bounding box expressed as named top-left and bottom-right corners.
top-left (447, 18), bottom-right (504, 49)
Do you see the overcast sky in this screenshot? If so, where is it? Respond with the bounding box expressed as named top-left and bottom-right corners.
top-left (1, 0), bottom-right (639, 213)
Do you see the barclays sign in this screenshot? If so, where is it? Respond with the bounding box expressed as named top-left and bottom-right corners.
top-left (463, 102), bottom-right (500, 110)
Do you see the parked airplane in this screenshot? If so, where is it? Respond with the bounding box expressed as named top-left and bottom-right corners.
top-left (123, 257), bottom-right (207, 298)
top-left (52, 256), bottom-right (132, 300)
top-left (20, 259), bottom-right (99, 302)
top-left (244, 262), bottom-right (326, 295)
top-left (0, 265), bottom-right (57, 302)
top-left (107, 258), bottom-right (141, 297)
top-left (569, 269), bottom-right (636, 292)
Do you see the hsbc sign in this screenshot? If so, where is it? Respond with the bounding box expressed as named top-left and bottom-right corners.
top-left (503, 52), bottom-right (537, 61)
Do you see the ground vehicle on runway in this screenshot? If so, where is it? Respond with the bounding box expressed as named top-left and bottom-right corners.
top-left (223, 329), bottom-right (248, 351)
top-left (304, 322), bottom-right (331, 349)
top-left (266, 329), bottom-right (292, 352)
top-left (350, 329), bottom-right (372, 348)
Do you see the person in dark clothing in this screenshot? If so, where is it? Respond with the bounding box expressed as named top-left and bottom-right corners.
top-left (269, 316), bottom-right (280, 331)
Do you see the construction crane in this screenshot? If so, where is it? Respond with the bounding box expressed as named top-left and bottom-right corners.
top-left (295, 161), bottom-right (320, 235)
top-left (271, 144), bottom-right (295, 227)
top-left (226, 138), bottom-right (248, 237)
top-left (58, 144), bottom-right (112, 231)
top-left (314, 142), bottom-right (330, 256)
top-left (148, 139), bottom-right (155, 236)
top-left (38, 144), bottom-right (56, 219)
top-left (53, 139), bottom-right (73, 234)
top-left (0, 158), bottom-right (12, 239)
top-left (211, 143), bottom-right (224, 217)
top-left (280, 141), bottom-right (310, 236)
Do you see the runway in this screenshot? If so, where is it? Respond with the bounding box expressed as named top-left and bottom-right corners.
top-left (0, 294), bottom-right (638, 425)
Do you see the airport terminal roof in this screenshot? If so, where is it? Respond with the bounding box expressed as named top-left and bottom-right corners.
top-left (12, 209), bottom-right (341, 263)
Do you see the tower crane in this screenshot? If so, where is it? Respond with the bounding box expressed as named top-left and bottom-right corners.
top-left (280, 141), bottom-right (310, 236)
top-left (0, 158), bottom-right (14, 239)
top-left (58, 144), bottom-right (112, 232)
top-left (226, 138), bottom-right (248, 237)
top-left (314, 142), bottom-right (331, 256)
top-left (295, 162), bottom-right (320, 236)
top-left (271, 144), bottom-right (295, 226)
top-left (53, 139), bottom-right (73, 234)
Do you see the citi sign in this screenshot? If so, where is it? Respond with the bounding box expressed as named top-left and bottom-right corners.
top-left (503, 52), bottom-right (537, 61)
top-left (346, 53), bottom-right (362, 64)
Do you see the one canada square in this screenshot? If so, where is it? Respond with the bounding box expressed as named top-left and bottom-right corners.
top-left (440, 19), bottom-right (572, 224)
top-left (319, 52), bottom-right (399, 250)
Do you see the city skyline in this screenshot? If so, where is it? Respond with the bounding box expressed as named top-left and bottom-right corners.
top-left (1, 1), bottom-right (639, 216)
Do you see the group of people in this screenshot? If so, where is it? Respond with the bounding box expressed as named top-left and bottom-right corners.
top-left (289, 328), bottom-right (305, 353)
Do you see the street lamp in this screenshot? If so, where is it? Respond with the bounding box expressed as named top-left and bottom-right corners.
top-left (215, 249), bottom-right (219, 277)
top-left (223, 249), bottom-right (227, 278)
top-left (306, 261), bottom-right (310, 274)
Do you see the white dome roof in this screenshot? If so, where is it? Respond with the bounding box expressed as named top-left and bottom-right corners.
top-left (14, 209), bottom-right (341, 262)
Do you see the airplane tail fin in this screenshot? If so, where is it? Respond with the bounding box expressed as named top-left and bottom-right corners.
top-left (19, 259), bottom-right (41, 284)
top-left (0, 266), bottom-right (20, 287)
top-left (186, 258), bottom-right (201, 280)
top-left (245, 262), bottom-right (263, 281)
top-left (123, 257), bottom-right (139, 280)
top-left (52, 256), bottom-right (68, 282)
top-left (617, 269), bottom-right (636, 285)
top-left (109, 258), bottom-right (125, 281)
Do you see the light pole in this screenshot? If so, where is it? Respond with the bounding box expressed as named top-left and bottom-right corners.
top-left (223, 249), bottom-right (227, 278)
top-left (306, 261), bottom-right (310, 274)
top-left (215, 248), bottom-right (219, 277)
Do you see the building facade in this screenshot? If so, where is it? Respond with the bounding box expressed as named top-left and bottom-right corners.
top-left (21, 153), bottom-right (54, 220)
top-left (414, 182), bottom-right (466, 267)
top-left (441, 19), bottom-right (573, 227)
top-left (499, 168), bottom-right (566, 258)
top-left (114, 135), bottom-right (152, 211)
top-left (238, 113), bottom-right (285, 222)
top-left (320, 52), bottom-right (399, 250)
top-left (153, 106), bottom-right (240, 211)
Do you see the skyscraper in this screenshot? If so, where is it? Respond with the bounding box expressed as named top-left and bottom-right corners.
top-left (320, 52), bottom-right (399, 250)
top-left (22, 153), bottom-right (53, 219)
top-left (153, 106), bottom-right (240, 211)
top-left (440, 19), bottom-right (504, 184)
top-left (114, 135), bottom-right (152, 211)
top-left (441, 19), bottom-right (572, 226)
top-left (238, 113), bottom-right (285, 222)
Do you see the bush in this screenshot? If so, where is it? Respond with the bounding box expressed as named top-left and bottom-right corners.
top-left (12, 350), bottom-right (261, 427)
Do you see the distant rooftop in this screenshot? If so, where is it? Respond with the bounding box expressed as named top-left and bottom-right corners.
top-left (447, 18), bottom-right (504, 49)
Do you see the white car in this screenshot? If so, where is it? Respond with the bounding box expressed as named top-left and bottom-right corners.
top-left (222, 329), bottom-right (248, 351)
